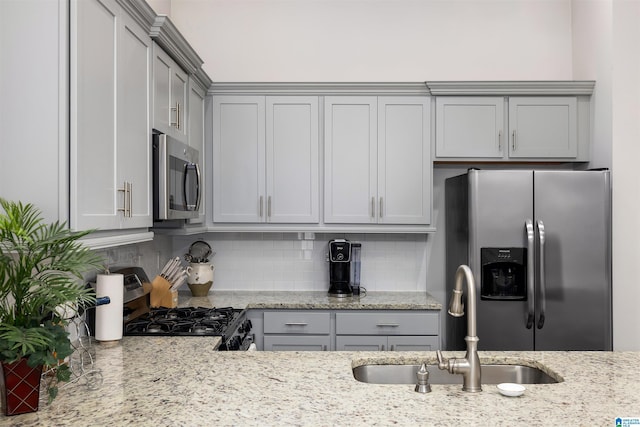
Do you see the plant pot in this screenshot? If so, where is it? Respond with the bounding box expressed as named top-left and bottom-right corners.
top-left (0, 358), bottom-right (42, 415)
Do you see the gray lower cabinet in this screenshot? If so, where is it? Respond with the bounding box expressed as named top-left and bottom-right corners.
top-left (262, 311), bottom-right (331, 351)
top-left (249, 309), bottom-right (440, 351)
top-left (335, 311), bottom-right (440, 351)
top-left (335, 335), bottom-right (439, 351)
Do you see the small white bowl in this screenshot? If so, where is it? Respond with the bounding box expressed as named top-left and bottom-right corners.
top-left (497, 383), bottom-right (526, 397)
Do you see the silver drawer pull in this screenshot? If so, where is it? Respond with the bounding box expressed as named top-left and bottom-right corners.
top-left (376, 323), bottom-right (400, 327)
top-left (284, 322), bottom-right (308, 326)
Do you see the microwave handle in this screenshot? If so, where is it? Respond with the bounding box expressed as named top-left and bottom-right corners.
top-left (183, 162), bottom-right (201, 211)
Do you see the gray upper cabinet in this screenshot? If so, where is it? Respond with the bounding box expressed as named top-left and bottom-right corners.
top-left (324, 96), bottom-right (431, 226)
top-left (212, 95), bottom-right (320, 224)
top-left (152, 44), bottom-right (188, 143)
top-left (70, 0), bottom-right (153, 231)
top-left (508, 97), bottom-right (577, 158)
top-left (436, 97), bottom-right (505, 158)
top-left (430, 81), bottom-right (593, 162)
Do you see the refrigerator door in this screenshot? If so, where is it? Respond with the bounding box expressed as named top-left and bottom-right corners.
top-left (469, 170), bottom-right (534, 350)
top-left (533, 170), bottom-right (612, 350)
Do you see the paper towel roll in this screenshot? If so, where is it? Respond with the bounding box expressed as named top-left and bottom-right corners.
top-left (95, 273), bottom-right (124, 342)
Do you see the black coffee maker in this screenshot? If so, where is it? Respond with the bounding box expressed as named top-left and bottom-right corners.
top-left (328, 239), bottom-right (359, 297)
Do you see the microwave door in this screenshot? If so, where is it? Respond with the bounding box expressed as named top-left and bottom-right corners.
top-left (183, 162), bottom-right (201, 211)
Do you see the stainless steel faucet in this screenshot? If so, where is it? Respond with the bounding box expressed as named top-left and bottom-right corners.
top-left (436, 265), bottom-right (482, 392)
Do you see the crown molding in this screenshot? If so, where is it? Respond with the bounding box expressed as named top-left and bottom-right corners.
top-left (150, 15), bottom-right (203, 74)
top-left (117, 0), bottom-right (156, 31)
top-left (209, 82), bottom-right (431, 96)
top-left (426, 81), bottom-right (595, 96)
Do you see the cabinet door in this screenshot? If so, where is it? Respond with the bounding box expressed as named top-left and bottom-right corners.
top-left (388, 336), bottom-right (440, 351)
top-left (435, 97), bottom-right (505, 158)
top-left (188, 79), bottom-right (206, 224)
top-left (153, 46), bottom-right (188, 142)
top-left (170, 65), bottom-right (188, 142)
top-left (508, 97), bottom-right (577, 158)
top-left (263, 335), bottom-right (330, 351)
top-left (378, 97), bottom-right (431, 225)
top-left (324, 97), bottom-right (377, 224)
top-left (70, 0), bottom-right (119, 230)
top-left (266, 96), bottom-right (319, 223)
top-left (336, 336), bottom-right (386, 351)
top-left (212, 96), bottom-right (265, 222)
top-left (116, 11), bottom-right (152, 229)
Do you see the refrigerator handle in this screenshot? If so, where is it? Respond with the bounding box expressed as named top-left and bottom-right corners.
top-left (525, 220), bottom-right (535, 329)
top-left (537, 220), bottom-right (546, 329)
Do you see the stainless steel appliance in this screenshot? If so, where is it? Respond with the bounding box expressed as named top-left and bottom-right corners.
top-left (445, 169), bottom-right (611, 351)
top-left (328, 239), bottom-right (360, 297)
top-left (153, 131), bottom-right (201, 220)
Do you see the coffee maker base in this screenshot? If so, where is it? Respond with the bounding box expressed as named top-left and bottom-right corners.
top-left (328, 291), bottom-right (353, 298)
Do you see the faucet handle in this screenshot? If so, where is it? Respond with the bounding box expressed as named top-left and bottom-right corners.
top-left (436, 350), bottom-right (447, 370)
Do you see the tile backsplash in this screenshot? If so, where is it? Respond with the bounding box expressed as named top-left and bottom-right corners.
top-left (171, 233), bottom-right (428, 292)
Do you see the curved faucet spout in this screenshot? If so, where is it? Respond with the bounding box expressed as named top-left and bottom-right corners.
top-left (436, 264), bottom-right (482, 392)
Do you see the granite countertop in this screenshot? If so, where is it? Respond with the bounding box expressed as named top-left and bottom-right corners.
top-left (8, 338), bottom-right (640, 426)
top-left (178, 290), bottom-right (443, 311)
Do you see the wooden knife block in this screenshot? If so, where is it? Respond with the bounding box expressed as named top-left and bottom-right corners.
top-left (150, 276), bottom-right (178, 308)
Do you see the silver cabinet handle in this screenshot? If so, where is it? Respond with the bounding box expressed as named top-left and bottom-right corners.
top-left (259, 196), bottom-right (264, 217)
top-left (498, 130), bottom-right (502, 151)
top-left (376, 323), bottom-right (400, 327)
top-left (525, 220), bottom-right (535, 329)
top-left (371, 197), bottom-right (375, 218)
top-left (268, 196), bottom-right (272, 218)
top-left (284, 322), bottom-right (308, 326)
top-left (118, 181), bottom-right (132, 218)
top-left (128, 182), bottom-right (133, 218)
top-left (537, 220), bottom-right (546, 329)
top-left (390, 345), bottom-right (396, 351)
top-left (171, 103), bottom-right (181, 129)
top-left (512, 130), bottom-right (516, 151)
top-left (379, 197), bottom-right (383, 218)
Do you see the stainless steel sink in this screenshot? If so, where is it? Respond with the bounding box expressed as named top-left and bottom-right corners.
top-left (353, 363), bottom-right (561, 385)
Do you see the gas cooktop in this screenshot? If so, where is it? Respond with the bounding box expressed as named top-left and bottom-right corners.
top-left (124, 306), bottom-right (240, 337)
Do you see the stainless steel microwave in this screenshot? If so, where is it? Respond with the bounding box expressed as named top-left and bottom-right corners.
top-left (152, 132), bottom-right (201, 220)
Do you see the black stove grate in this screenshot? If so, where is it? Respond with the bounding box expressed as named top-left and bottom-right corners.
top-left (124, 306), bottom-right (240, 337)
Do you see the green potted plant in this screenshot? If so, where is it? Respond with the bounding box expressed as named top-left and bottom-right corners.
top-left (0, 198), bottom-right (103, 415)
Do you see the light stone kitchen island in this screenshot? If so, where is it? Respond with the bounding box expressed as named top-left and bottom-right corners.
top-left (5, 337), bottom-right (639, 426)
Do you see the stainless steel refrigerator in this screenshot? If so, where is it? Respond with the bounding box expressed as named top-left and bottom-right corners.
top-left (445, 169), bottom-right (612, 351)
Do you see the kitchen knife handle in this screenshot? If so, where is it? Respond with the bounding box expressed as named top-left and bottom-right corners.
top-left (537, 220), bottom-right (546, 329)
top-left (525, 219), bottom-right (535, 329)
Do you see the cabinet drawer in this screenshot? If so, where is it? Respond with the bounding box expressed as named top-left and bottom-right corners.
top-left (336, 311), bottom-right (439, 335)
top-left (264, 311), bottom-right (330, 334)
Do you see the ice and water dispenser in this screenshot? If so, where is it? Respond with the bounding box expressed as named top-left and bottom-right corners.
top-left (480, 248), bottom-right (527, 300)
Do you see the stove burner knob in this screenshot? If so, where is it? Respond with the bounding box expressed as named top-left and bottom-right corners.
top-left (228, 336), bottom-right (241, 351)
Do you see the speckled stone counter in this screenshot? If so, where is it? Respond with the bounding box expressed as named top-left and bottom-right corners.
top-left (178, 290), bottom-right (443, 310)
top-left (6, 339), bottom-right (639, 426)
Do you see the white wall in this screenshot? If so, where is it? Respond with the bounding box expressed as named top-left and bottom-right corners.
top-left (610, 0), bottom-right (640, 350)
top-left (164, 0), bottom-right (573, 81)
top-left (571, 0), bottom-right (640, 351)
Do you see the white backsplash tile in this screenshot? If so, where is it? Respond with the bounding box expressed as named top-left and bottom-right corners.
top-left (170, 233), bottom-right (428, 292)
